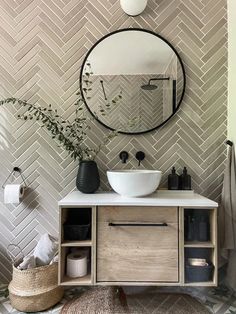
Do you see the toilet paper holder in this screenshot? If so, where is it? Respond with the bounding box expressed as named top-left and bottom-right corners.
top-left (2, 167), bottom-right (28, 189)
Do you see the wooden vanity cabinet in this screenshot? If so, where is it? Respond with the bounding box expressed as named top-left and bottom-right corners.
top-left (97, 206), bottom-right (179, 283)
top-left (58, 191), bottom-right (218, 287)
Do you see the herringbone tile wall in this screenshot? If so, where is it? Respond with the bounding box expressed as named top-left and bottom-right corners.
top-left (0, 0), bottom-right (227, 282)
top-left (89, 74), bottom-right (164, 132)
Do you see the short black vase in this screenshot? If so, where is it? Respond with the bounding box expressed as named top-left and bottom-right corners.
top-left (76, 160), bottom-right (100, 193)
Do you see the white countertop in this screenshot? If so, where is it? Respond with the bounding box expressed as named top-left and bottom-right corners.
top-left (58, 190), bottom-right (218, 208)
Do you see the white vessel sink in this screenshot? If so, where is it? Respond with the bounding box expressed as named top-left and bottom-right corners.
top-left (107, 170), bottom-right (162, 197)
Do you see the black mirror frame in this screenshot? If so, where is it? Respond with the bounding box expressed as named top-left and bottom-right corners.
top-left (80, 28), bottom-right (186, 135)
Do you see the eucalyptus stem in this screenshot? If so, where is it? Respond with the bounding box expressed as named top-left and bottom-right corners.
top-left (0, 64), bottom-right (119, 162)
top-left (0, 95), bottom-right (118, 162)
top-left (0, 98), bottom-right (86, 161)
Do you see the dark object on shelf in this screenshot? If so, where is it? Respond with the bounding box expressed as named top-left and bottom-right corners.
top-left (185, 213), bottom-right (195, 241)
top-left (135, 151), bottom-right (145, 166)
top-left (76, 160), bottom-right (100, 193)
top-left (168, 167), bottom-right (179, 190)
top-left (184, 210), bottom-right (210, 242)
top-left (64, 223), bottom-right (90, 241)
top-left (180, 167), bottom-right (191, 190)
top-left (185, 263), bottom-right (214, 282)
top-left (64, 208), bottom-right (91, 241)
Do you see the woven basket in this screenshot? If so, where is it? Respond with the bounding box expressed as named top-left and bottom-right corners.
top-left (7, 245), bottom-right (64, 312)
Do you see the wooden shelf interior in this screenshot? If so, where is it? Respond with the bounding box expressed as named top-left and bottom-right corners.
top-left (61, 273), bottom-right (92, 286)
top-left (61, 240), bottom-right (92, 247)
top-left (184, 241), bottom-right (214, 248)
top-left (59, 245), bottom-right (92, 285)
top-left (184, 281), bottom-right (216, 287)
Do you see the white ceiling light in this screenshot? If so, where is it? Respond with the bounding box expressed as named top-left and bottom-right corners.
top-left (120, 0), bottom-right (147, 16)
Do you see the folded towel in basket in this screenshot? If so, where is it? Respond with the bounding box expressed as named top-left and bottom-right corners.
top-left (17, 255), bottom-right (36, 270)
top-left (34, 233), bottom-right (58, 266)
top-left (17, 233), bottom-right (58, 269)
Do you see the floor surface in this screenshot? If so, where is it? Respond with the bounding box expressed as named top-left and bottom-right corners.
top-left (1, 283), bottom-right (236, 314)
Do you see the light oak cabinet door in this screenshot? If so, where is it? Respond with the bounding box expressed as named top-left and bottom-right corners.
top-left (97, 206), bottom-right (179, 283)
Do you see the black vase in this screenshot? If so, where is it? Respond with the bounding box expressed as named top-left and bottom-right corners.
top-left (76, 160), bottom-right (100, 193)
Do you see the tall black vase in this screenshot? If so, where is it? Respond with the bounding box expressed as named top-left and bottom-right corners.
top-left (76, 160), bottom-right (100, 193)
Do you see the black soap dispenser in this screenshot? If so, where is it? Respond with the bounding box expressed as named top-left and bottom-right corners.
top-left (168, 167), bottom-right (179, 190)
top-left (180, 167), bottom-right (191, 190)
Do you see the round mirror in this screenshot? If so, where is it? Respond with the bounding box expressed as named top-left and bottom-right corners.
top-left (80, 28), bottom-right (186, 134)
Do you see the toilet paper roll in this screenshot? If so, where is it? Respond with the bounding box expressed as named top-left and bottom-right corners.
top-left (66, 252), bottom-right (87, 278)
top-left (4, 184), bottom-right (25, 204)
top-left (70, 247), bottom-right (90, 261)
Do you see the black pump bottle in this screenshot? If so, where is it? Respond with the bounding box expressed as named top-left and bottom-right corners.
top-left (168, 167), bottom-right (179, 190)
top-left (180, 167), bottom-right (191, 190)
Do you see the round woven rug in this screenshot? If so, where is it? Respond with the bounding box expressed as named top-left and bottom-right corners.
top-left (61, 287), bottom-right (128, 314)
top-left (61, 287), bottom-right (211, 314)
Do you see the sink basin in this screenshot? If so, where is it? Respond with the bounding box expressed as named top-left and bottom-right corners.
top-left (107, 170), bottom-right (162, 197)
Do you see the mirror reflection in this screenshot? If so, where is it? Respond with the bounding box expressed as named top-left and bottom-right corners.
top-left (80, 29), bottom-right (185, 134)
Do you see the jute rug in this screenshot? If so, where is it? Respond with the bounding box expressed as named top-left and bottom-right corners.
top-left (60, 287), bottom-right (211, 314)
top-left (61, 287), bottom-right (128, 314)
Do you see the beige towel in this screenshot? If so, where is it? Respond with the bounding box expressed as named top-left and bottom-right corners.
top-left (220, 143), bottom-right (236, 289)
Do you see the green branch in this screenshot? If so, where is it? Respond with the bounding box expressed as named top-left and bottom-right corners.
top-left (0, 96), bottom-right (118, 162)
top-left (0, 98), bottom-right (91, 161)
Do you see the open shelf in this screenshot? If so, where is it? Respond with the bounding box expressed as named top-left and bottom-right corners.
top-left (184, 281), bottom-right (216, 287)
top-left (59, 245), bottom-right (92, 286)
top-left (183, 208), bottom-right (217, 285)
top-left (61, 240), bottom-right (92, 247)
top-left (59, 206), bottom-right (96, 286)
top-left (61, 207), bottom-right (92, 242)
top-left (184, 208), bottom-right (213, 243)
top-left (61, 273), bottom-right (92, 286)
top-left (184, 241), bottom-right (214, 248)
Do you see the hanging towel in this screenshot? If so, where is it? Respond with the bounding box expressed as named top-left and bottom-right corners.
top-left (220, 142), bottom-right (236, 289)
